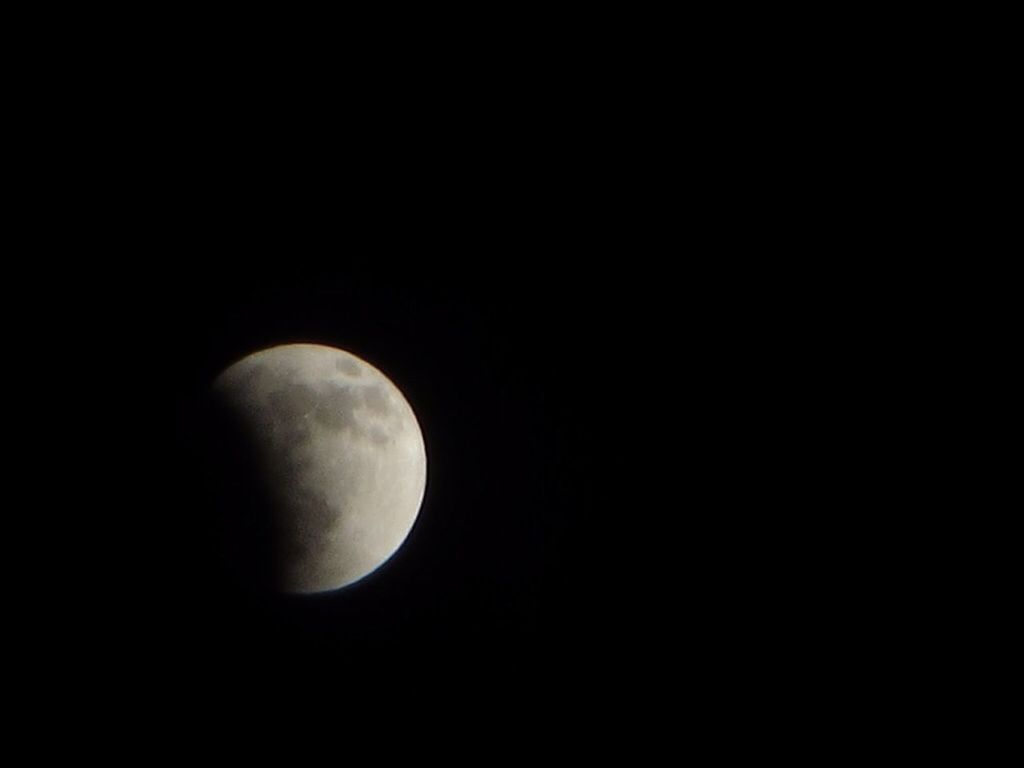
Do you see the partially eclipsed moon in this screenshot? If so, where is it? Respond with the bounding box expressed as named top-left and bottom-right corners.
top-left (213, 344), bottom-right (427, 593)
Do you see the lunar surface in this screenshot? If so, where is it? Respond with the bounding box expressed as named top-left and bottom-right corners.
top-left (212, 344), bottom-right (427, 593)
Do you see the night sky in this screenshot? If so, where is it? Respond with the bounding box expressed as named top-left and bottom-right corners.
top-left (13, 21), bottom-right (909, 742)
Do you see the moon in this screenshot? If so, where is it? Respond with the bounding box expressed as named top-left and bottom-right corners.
top-left (211, 343), bottom-right (427, 594)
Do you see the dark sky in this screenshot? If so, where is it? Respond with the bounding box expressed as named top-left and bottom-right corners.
top-left (12, 23), bottom-right (918, 741)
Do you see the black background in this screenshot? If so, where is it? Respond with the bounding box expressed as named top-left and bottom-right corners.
top-left (7, 15), bottom-right (958, 746)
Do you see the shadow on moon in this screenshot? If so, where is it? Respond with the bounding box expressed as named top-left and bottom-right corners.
top-left (200, 389), bottom-right (282, 597)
